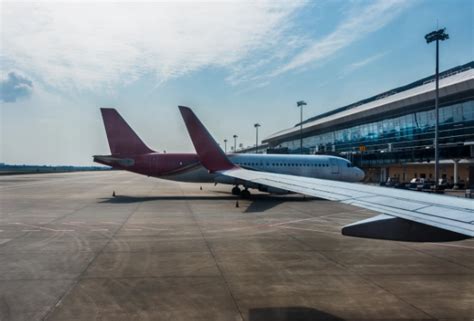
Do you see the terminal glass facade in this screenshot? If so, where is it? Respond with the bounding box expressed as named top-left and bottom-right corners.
top-left (279, 99), bottom-right (474, 155)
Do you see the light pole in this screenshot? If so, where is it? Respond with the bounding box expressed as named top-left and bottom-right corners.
top-left (297, 101), bottom-right (307, 153)
top-left (425, 28), bottom-right (449, 189)
top-left (233, 134), bottom-right (238, 152)
top-left (254, 123), bottom-right (261, 153)
top-left (224, 139), bottom-right (228, 153)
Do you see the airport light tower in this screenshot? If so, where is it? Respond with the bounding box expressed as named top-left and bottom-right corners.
top-left (233, 134), bottom-right (238, 152)
top-left (297, 100), bottom-right (307, 153)
top-left (254, 123), bottom-right (261, 153)
top-left (224, 139), bottom-right (228, 153)
top-left (425, 28), bottom-right (449, 189)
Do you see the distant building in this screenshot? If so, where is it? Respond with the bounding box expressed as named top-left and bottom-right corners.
top-left (263, 61), bottom-right (474, 185)
top-left (235, 143), bottom-right (269, 154)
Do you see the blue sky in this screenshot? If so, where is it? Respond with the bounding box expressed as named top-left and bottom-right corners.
top-left (1, 0), bottom-right (473, 165)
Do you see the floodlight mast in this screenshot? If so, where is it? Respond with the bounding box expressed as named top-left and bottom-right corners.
top-left (425, 28), bottom-right (449, 189)
top-left (297, 100), bottom-right (307, 153)
top-left (233, 134), bottom-right (238, 152)
top-left (254, 123), bottom-right (261, 153)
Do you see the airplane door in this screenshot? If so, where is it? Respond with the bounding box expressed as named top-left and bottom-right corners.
top-left (330, 158), bottom-right (339, 174)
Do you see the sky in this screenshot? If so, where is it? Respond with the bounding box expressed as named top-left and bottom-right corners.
top-left (1, 0), bottom-right (473, 166)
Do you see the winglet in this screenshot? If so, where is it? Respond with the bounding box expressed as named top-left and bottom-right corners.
top-left (179, 106), bottom-right (236, 172)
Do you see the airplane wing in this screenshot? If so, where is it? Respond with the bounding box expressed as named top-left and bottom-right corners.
top-left (179, 106), bottom-right (474, 242)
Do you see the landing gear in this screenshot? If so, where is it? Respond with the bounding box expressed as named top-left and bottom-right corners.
top-left (240, 189), bottom-right (251, 199)
top-left (231, 186), bottom-right (241, 196)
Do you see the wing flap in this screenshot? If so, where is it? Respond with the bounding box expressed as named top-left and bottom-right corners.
top-left (342, 214), bottom-right (470, 242)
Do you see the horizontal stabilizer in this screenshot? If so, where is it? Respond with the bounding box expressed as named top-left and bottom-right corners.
top-left (93, 155), bottom-right (135, 167)
top-left (342, 214), bottom-right (469, 242)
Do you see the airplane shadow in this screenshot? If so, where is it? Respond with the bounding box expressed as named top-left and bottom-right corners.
top-left (98, 195), bottom-right (237, 203)
top-left (248, 306), bottom-right (344, 321)
top-left (98, 193), bottom-right (320, 213)
top-left (243, 195), bottom-right (318, 213)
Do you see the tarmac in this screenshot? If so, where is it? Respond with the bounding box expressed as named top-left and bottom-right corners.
top-left (0, 171), bottom-right (473, 321)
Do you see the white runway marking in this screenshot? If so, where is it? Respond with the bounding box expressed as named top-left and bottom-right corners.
top-left (14, 222), bottom-right (74, 232)
top-left (62, 221), bottom-right (85, 225)
top-left (268, 217), bottom-right (323, 227)
top-left (278, 225), bottom-right (340, 234)
top-left (430, 243), bottom-right (474, 250)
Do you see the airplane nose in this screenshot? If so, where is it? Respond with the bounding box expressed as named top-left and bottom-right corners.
top-left (357, 167), bottom-right (365, 181)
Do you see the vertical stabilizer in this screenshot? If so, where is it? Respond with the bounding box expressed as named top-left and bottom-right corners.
top-left (179, 106), bottom-right (235, 172)
top-left (100, 108), bottom-right (154, 156)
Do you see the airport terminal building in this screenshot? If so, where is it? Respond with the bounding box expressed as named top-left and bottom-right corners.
top-left (262, 61), bottom-right (474, 185)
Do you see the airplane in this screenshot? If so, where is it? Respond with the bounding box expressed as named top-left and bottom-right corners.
top-left (93, 108), bottom-right (364, 198)
top-left (178, 105), bottom-right (474, 242)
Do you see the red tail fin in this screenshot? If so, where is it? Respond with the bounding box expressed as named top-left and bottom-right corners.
top-left (100, 108), bottom-right (154, 156)
top-left (179, 106), bottom-right (235, 172)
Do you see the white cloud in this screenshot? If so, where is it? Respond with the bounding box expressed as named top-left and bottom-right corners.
top-left (1, 0), bottom-right (413, 92)
top-left (269, 0), bottom-right (412, 77)
top-left (1, 0), bottom-right (305, 91)
top-left (339, 51), bottom-right (389, 78)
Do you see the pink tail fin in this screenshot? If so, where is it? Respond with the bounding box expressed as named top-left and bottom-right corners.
top-left (100, 108), bottom-right (154, 156)
top-left (179, 106), bottom-right (235, 172)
